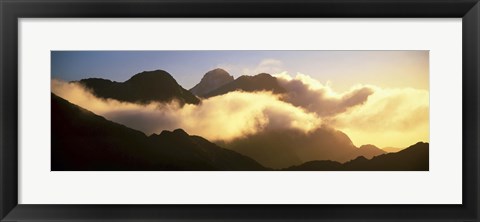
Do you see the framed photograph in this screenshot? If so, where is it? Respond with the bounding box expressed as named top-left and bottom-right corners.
top-left (1, 0), bottom-right (479, 221)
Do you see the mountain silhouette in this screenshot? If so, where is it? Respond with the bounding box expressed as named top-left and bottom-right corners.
top-left (341, 144), bottom-right (386, 162)
top-left (51, 93), bottom-right (265, 171)
top-left (285, 142), bottom-right (429, 171)
top-left (343, 142), bottom-right (429, 170)
top-left (189, 68), bottom-right (234, 97)
top-left (77, 70), bottom-right (200, 105)
top-left (203, 73), bottom-right (286, 98)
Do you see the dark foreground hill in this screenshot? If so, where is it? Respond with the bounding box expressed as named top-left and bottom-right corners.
top-left (76, 70), bottom-right (200, 105)
top-left (51, 93), bottom-right (265, 171)
top-left (285, 142), bottom-right (429, 171)
top-left (203, 73), bottom-right (286, 98)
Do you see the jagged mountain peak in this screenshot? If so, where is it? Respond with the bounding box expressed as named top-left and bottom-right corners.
top-left (204, 68), bottom-right (231, 77)
top-left (190, 68), bottom-right (234, 97)
top-left (203, 72), bottom-right (286, 98)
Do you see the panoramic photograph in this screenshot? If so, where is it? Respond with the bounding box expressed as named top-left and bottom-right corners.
top-left (51, 50), bottom-right (429, 171)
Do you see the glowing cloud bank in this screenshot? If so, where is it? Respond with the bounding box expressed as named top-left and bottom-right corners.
top-left (52, 71), bottom-right (429, 148)
top-left (52, 79), bottom-right (320, 142)
top-left (274, 72), bottom-right (429, 148)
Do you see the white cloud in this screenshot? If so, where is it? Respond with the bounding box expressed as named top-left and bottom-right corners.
top-left (52, 80), bottom-right (321, 142)
top-left (52, 69), bottom-right (429, 149)
top-left (330, 86), bottom-right (429, 147)
top-left (275, 72), bottom-right (374, 117)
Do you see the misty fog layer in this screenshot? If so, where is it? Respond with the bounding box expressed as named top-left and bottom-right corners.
top-left (275, 72), bottom-right (375, 116)
top-left (52, 79), bottom-right (320, 142)
top-left (52, 72), bottom-right (429, 150)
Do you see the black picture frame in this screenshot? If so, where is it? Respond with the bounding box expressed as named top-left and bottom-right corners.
top-left (1, 0), bottom-right (479, 221)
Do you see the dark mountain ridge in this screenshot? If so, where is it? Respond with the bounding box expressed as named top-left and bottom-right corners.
top-left (203, 73), bottom-right (286, 98)
top-left (285, 142), bottom-right (429, 171)
top-left (77, 70), bottom-right (200, 105)
top-left (341, 144), bottom-right (386, 162)
top-left (189, 68), bottom-right (234, 97)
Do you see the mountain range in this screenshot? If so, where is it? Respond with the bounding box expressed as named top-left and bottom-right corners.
top-left (201, 72), bottom-right (286, 98)
top-left (53, 68), bottom-right (429, 171)
top-left (285, 142), bottom-right (429, 171)
top-left (189, 68), bottom-right (286, 98)
top-left (77, 70), bottom-right (200, 105)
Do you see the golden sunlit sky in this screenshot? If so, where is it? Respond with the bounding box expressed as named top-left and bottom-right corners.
top-left (52, 51), bottom-right (429, 149)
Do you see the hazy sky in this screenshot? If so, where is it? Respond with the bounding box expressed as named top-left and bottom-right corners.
top-left (51, 50), bottom-right (428, 92)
